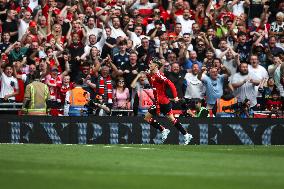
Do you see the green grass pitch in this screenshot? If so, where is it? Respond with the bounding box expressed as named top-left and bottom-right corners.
top-left (0, 144), bottom-right (283, 189)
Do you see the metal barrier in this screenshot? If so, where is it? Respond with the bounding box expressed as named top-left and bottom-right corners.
top-left (111, 109), bottom-right (133, 116)
top-left (0, 102), bottom-right (23, 111)
top-left (253, 111), bottom-right (284, 118)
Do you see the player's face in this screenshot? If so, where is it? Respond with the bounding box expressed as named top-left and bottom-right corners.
top-left (149, 62), bottom-right (157, 71)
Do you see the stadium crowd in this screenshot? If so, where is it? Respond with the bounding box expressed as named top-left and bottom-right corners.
top-left (0, 0), bottom-right (283, 117)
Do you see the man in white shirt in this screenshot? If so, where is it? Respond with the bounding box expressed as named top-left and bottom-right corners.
top-left (184, 63), bottom-right (205, 100)
top-left (248, 55), bottom-right (268, 81)
top-left (98, 6), bottom-right (126, 39)
top-left (18, 10), bottom-right (32, 41)
top-left (83, 17), bottom-right (103, 42)
top-left (131, 0), bottom-right (158, 17)
top-left (231, 62), bottom-right (260, 107)
top-left (174, 9), bottom-right (195, 34)
top-left (248, 55), bottom-right (268, 96)
top-left (125, 23), bottom-right (145, 48)
top-left (0, 64), bottom-right (19, 102)
top-left (82, 34), bottom-right (105, 57)
top-left (228, 0), bottom-right (250, 17)
top-left (108, 17), bottom-right (127, 39)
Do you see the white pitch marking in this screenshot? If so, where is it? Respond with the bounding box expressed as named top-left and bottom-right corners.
top-left (138, 148), bottom-right (154, 150)
top-left (104, 145), bottom-right (114, 148)
top-left (121, 146), bottom-right (134, 149)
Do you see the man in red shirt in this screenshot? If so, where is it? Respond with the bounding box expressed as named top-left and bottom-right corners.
top-left (144, 57), bottom-right (193, 145)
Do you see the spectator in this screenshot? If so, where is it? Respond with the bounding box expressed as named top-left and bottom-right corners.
top-left (75, 62), bottom-right (97, 99)
top-left (265, 89), bottom-right (283, 117)
top-left (198, 66), bottom-right (230, 109)
top-left (113, 39), bottom-right (130, 70)
top-left (121, 51), bottom-right (147, 87)
top-left (267, 36), bottom-right (284, 57)
top-left (97, 63), bottom-right (115, 105)
top-left (184, 63), bottom-right (205, 106)
top-left (131, 72), bottom-right (154, 116)
top-left (131, 0), bottom-right (158, 18)
top-left (183, 51), bottom-right (202, 72)
top-left (267, 55), bottom-right (284, 97)
top-left (136, 37), bottom-right (155, 64)
top-left (18, 10), bottom-right (33, 41)
top-left (235, 31), bottom-right (252, 62)
top-left (0, 32), bottom-right (11, 54)
top-left (112, 76), bottom-right (131, 115)
top-left (231, 62), bottom-right (260, 108)
top-left (2, 10), bottom-right (18, 42)
top-left (258, 77), bottom-right (279, 110)
top-left (0, 62), bottom-right (19, 102)
top-left (164, 62), bottom-right (185, 99)
top-left (101, 27), bottom-right (116, 59)
top-left (172, 8), bottom-right (195, 35)
top-left (45, 57), bottom-right (70, 105)
top-left (270, 12), bottom-right (284, 37)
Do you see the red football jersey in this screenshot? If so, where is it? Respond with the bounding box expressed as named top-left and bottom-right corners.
top-left (147, 71), bottom-right (177, 105)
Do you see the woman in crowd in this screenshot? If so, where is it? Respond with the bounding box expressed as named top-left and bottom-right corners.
top-left (112, 76), bottom-right (131, 116)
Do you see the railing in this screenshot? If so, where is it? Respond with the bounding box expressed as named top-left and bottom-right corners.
top-left (111, 109), bottom-right (133, 116)
top-left (253, 111), bottom-right (284, 118)
top-left (0, 102), bottom-right (283, 118)
top-left (0, 103), bottom-right (23, 111)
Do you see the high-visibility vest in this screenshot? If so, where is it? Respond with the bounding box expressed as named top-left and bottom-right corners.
top-left (69, 87), bottom-right (89, 106)
top-left (27, 83), bottom-right (49, 115)
top-left (216, 98), bottom-right (237, 113)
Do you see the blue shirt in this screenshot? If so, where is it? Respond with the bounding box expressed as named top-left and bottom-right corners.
top-left (202, 74), bottom-right (225, 105)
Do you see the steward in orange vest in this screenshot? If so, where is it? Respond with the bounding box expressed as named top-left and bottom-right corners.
top-left (213, 87), bottom-right (237, 117)
top-left (64, 79), bottom-right (90, 116)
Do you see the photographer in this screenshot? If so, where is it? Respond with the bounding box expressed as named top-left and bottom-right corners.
top-left (86, 94), bottom-right (111, 116)
top-left (222, 99), bottom-right (253, 118)
top-left (182, 98), bottom-right (209, 118)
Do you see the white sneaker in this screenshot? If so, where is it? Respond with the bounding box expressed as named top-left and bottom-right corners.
top-left (184, 133), bottom-right (193, 145)
top-left (161, 129), bottom-right (170, 143)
